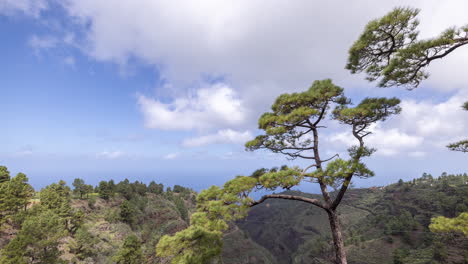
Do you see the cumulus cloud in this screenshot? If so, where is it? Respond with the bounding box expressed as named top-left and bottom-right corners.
top-left (56, 0), bottom-right (468, 93)
top-left (137, 83), bottom-right (247, 131)
top-left (96, 151), bottom-right (124, 159)
top-left (182, 129), bottom-right (252, 147)
top-left (0, 0), bottom-right (47, 17)
top-left (394, 92), bottom-right (468, 147)
top-left (329, 125), bottom-right (424, 157)
top-left (329, 91), bottom-right (468, 157)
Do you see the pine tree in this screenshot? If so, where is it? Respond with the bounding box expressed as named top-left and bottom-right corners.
top-left (0, 210), bottom-right (67, 264)
top-left (97, 181), bottom-right (112, 200)
top-left (120, 200), bottom-right (136, 225)
top-left (156, 79), bottom-right (401, 264)
top-left (72, 178), bottom-right (90, 199)
top-left (70, 226), bottom-right (98, 260)
top-left (0, 165), bottom-right (10, 183)
top-left (0, 172), bottom-right (34, 223)
top-left (113, 235), bottom-right (143, 264)
top-left (346, 7), bottom-right (468, 89)
top-left (348, 6), bottom-right (468, 236)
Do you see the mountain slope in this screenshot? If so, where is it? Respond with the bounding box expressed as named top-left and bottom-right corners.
top-left (235, 173), bottom-right (468, 264)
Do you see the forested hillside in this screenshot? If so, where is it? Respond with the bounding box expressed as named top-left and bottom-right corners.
top-left (0, 166), bottom-right (274, 263)
top-left (0, 165), bottom-right (466, 263)
top-left (238, 173), bottom-right (468, 264)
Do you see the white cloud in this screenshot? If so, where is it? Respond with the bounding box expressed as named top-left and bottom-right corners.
top-left (329, 91), bottom-right (468, 157)
top-left (45, 0), bottom-right (468, 139)
top-left (96, 151), bottom-right (124, 159)
top-left (395, 92), bottom-right (468, 147)
top-left (182, 129), bottom-right (252, 147)
top-left (0, 0), bottom-right (47, 17)
top-left (329, 124), bottom-right (424, 157)
top-left (137, 83), bottom-right (247, 131)
top-left (56, 0), bottom-right (468, 94)
top-left (163, 152), bottom-right (179, 160)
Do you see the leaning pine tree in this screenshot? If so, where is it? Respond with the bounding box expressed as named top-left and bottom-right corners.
top-left (156, 79), bottom-right (401, 264)
top-left (347, 6), bottom-right (468, 237)
top-left (346, 6), bottom-right (468, 154)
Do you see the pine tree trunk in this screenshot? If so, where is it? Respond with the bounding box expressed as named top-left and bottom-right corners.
top-left (327, 210), bottom-right (347, 264)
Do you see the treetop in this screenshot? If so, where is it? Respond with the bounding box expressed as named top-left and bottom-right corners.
top-left (347, 6), bottom-right (468, 88)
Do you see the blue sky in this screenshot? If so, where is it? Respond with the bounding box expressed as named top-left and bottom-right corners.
top-left (1, 0), bottom-right (467, 192)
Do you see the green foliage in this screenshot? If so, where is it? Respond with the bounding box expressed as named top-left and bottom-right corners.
top-left (88, 196), bottom-right (97, 208)
top-left (333, 97), bottom-right (401, 125)
top-left (120, 200), bottom-right (137, 225)
top-left (446, 102), bottom-right (468, 153)
top-left (156, 225), bottom-right (223, 264)
top-left (393, 248), bottom-right (410, 264)
top-left (113, 234), bottom-right (143, 264)
top-left (69, 226), bottom-right (98, 260)
top-left (174, 195), bottom-right (189, 222)
top-left (447, 140), bottom-right (468, 153)
top-left (347, 7), bottom-right (468, 89)
top-left (0, 210), bottom-right (67, 264)
top-left (0, 165), bottom-right (10, 183)
top-left (245, 79), bottom-right (347, 159)
top-left (0, 172), bottom-right (34, 217)
top-left (0, 175), bottom-right (198, 263)
top-left (430, 212), bottom-right (468, 235)
top-left (39, 181), bottom-right (72, 216)
top-left (98, 181), bottom-right (113, 200)
top-left (432, 240), bottom-right (448, 262)
top-left (72, 178), bottom-right (93, 199)
top-left (148, 181), bottom-right (164, 194)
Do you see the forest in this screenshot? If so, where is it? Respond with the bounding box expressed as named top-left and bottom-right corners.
top-left (0, 167), bottom-right (466, 263)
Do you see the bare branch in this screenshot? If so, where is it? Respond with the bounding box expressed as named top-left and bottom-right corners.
top-left (250, 194), bottom-right (325, 209)
top-left (321, 154), bottom-right (339, 163)
top-left (331, 124), bottom-right (365, 210)
top-left (302, 164), bottom-right (318, 174)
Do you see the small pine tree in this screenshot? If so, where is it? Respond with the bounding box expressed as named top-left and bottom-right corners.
top-left (113, 235), bottom-right (143, 264)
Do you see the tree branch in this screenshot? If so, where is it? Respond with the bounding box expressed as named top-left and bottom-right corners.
top-left (331, 124), bottom-right (365, 210)
top-left (321, 154), bottom-right (339, 163)
top-left (425, 40), bottom-right (468, 65)
top-left (250, 194), bottom-right (325, 209)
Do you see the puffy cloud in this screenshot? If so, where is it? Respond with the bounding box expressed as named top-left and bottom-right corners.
top-left (395, 92), bottom-right (468, 146)
top-left (57, 0), bottom-right (468, 93)
top-left (329, 125), bottom-right (424, 157)
top-left (182, 129), bottom-right (252, 147)
top-left (0, 0), bottom-right (47, 17)
top-left (96, 151), bottom-right (124, 159)
top-left (328, 91), bottom-right (468, 157)
top-left (137, 83), bottom-right (247, 131)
